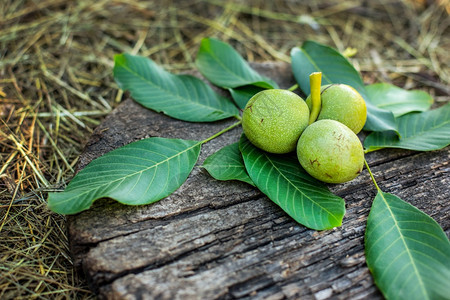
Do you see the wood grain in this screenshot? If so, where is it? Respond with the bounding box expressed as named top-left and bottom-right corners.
top-left (68, 62), bottom-right (449, 299)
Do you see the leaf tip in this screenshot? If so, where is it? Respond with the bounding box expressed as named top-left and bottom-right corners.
top-left (47, 190), bottom-right (90, 215)
top-left (47, 191), bottom-right (68, 215)
top-left (198, 36), bottom-right (215, 52)
top-left (113, 53), bottom-right (127, 66)
top-left (290, 46), bottom-right (301, 56)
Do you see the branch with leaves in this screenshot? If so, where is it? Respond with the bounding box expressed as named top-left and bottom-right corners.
top-left (47, 37), bottom-right (450, 300)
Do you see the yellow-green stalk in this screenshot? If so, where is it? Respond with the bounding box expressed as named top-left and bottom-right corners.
top-left (308, 72), bottom-right (322, 124)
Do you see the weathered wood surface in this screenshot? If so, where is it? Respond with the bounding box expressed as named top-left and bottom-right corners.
top-left (68, 62), bottom-right (449, 300)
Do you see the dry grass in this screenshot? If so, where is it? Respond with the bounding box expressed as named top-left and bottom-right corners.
top-left (0, 0), bottom-right (448, 298)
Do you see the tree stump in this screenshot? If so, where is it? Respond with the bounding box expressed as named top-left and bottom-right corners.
top-left (67, 62), bottom-right (449, 299)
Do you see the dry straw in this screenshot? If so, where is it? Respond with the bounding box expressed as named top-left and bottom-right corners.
top-left (1, 0), bottom-right (448, 298)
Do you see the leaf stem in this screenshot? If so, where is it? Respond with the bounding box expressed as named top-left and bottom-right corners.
top-left (287, 84), bottom-right (298, 92)
top-left (201, 120), bottom-right (242, 145)
top-left (364, 158), bottom-right (381, 191)
top-left (364, 147), bottom-right (382, 154)
top-left (309, 72), bottom-right (322, 124)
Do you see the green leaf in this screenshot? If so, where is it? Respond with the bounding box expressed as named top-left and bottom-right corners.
top-left (48, 138), bottom-right (201, 214)
top-left (203, 142), bottom-right (254, 186)
top-left (229, 85), bottom-right (265, 109)
top-left (239, 135), bottom-right (345, 230)
top-left (195, 37), bottom-right (278, 89)
top-left (114, 53), bottom-right (239, 122)
top-left (290, 41), bottom-right (398, 134)
top-left (364, 103), bottom-right (450, 152)
top-left (365, 191), bottom-right (450, 300)
top-left (366, 83), bottom-right (433, 117)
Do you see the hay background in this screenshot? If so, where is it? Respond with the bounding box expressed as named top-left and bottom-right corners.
top-left (1, 0), bottom-right (449, 298)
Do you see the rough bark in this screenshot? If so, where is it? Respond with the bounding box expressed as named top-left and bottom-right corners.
top-left (67, 62), bottom-right (449, 300)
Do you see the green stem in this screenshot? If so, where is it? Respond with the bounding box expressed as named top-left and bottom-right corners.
top-left (364, 158), bottom-right (381, 191)
top-left (201, 120), bottom-right (242, 145)
top-left (309, 72), bottom-right (322, 124)
top-left (287, 84), bottom-right (298, 92)
top-left (364, 147), bottom-right (382, 154)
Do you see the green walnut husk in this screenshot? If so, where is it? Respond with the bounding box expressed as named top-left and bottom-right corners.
top-left (242, 89), bottom-right (310, 154)
top-left (306, 84), bottom-right (367, 134)
top-left (297, 119), bottom-right (364, 183)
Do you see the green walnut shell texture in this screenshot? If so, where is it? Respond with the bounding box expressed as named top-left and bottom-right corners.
top-left (306, 84), bottom-right (367, 134)
top-left (242, 89), bottom-right (310, 154)
top-left (297, 119), bottom-right (364, 184)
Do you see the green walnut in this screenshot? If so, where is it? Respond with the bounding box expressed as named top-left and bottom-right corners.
top-left (297, 119), bottom-right (364, 184)
top-left (306, 84), bottom-right (367, 134)
top-left (242, 89), bottom-right (310, 154)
